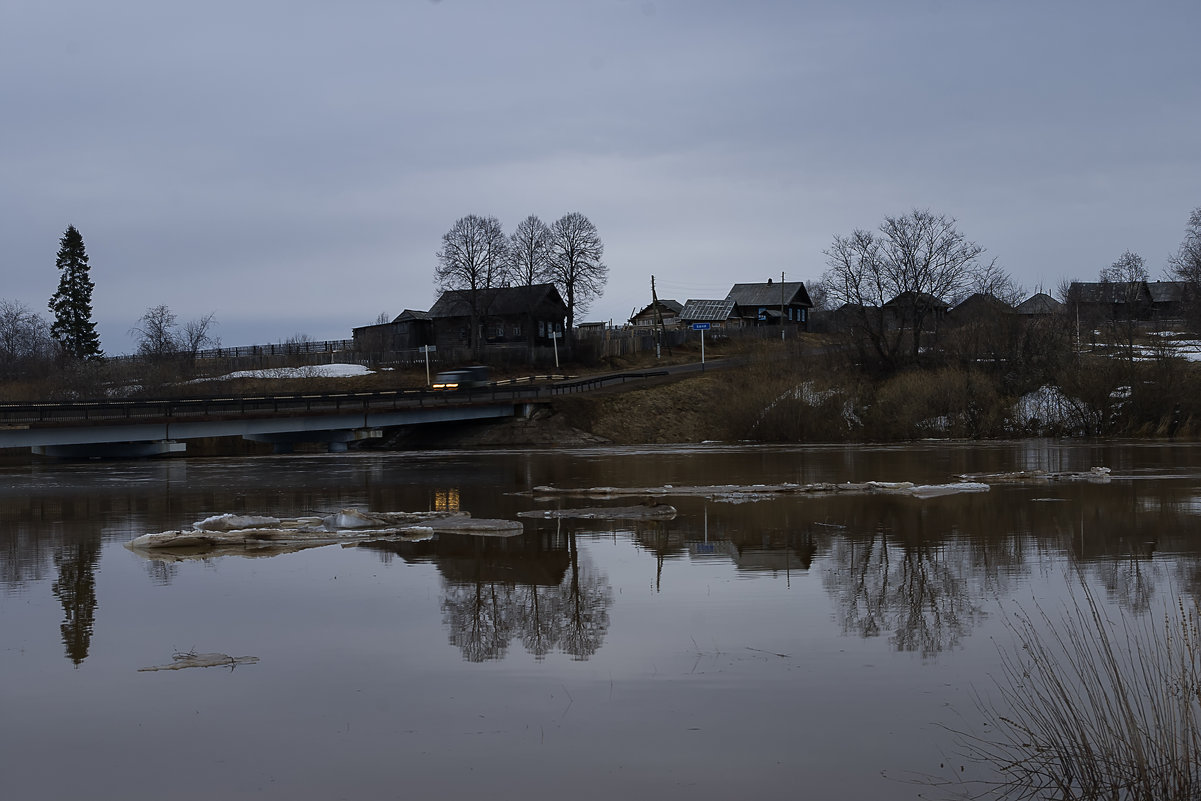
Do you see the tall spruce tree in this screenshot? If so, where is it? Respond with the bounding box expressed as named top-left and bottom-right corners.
top-left (48, 225), bottom-right (102, 359)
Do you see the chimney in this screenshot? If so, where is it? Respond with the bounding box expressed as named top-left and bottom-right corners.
top-left (767, 277), bottom-right (773, 284)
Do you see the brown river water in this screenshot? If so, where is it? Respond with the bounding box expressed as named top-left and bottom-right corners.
top-left (2, 441), bottom-right (1199, 799)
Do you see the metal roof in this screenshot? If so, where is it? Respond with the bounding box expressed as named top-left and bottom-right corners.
top-left (680, 298), bottom-right (736, 321)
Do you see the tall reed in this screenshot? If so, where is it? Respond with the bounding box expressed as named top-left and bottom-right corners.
top-left (955, 579), bottom-right (1201, 800)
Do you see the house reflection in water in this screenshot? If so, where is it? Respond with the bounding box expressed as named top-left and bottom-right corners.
top-left (363, 527), bottom-right (611, 662)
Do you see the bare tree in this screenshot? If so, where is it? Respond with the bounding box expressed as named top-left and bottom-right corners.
top-left (1098, 251), bottom-right (1149, 359)
top-left (131, 304), bottom-right (181, 359)
top-left (806, 281), bottom-right (832, 311)
top-left (549, 212), bottom-right (607, 343)
top-left (821, 209), bottom-right (990, 370)
top-left (970, 260), bottom-right (1025, 306)
top-left (435, 214), bottom-right (510, 355)
top-left (181, 312), bottom-right (219, 360)
top-left (1168, 207), bottom-right (1201, 327)
top-left (1100, 249), bottom-right (1148, 284)
top-left (0, 299), bottom-right (52, 376)
top-left (1169, 207), bottom-right (1201, 282)
top-left (508, 215), bottom-right (553, 286)
top-left (0, 299), bottom-right (51, 359)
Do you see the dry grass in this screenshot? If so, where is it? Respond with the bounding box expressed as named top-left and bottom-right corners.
top-left (953, 579), bottom-right (1201, 800)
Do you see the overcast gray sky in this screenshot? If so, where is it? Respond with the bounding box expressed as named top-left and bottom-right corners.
top-left (3, 0), bottom-right (1199, 353)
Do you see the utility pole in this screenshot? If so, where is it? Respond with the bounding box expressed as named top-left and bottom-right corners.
top-left (651, 275), bottom-right (664, 359)
top-left (780, 270), bottom-right (786, 342)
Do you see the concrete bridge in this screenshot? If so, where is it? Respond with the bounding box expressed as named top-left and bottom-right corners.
top-left (0, 369), bottom-right (676, 457)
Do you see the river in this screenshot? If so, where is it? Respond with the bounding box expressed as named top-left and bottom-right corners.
top-left (2, 441), bottom-right (1199, 799)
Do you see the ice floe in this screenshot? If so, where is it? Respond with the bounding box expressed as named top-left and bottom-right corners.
top-left (517, 502), bottom-right (678, 520)
top-left (959, 467), bottom-right (1111, 484)
top-left (126, 508), bottom-right (524, 558)
top-left (138, 651), bottom-right (260, 672)
top-left (531, 480), bottom-right (991, 503)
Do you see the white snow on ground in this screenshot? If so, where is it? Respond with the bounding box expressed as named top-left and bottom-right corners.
top-left (1133, 339), bottom-right (1201, 361)
top-left (1013, 385), bottom-right (1081, 428)
top-left (193, 364), bottom-right (374, 381)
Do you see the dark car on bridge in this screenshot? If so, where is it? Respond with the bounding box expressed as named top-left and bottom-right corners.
top-left (431, 366), bottom-right (491, 391)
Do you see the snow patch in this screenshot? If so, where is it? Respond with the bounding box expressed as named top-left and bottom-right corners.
top-left (193, 364), bottom-right (374, 382)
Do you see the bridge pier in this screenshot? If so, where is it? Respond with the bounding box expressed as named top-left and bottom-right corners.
top-left (244, 428), bottom-right (383, 454)
top-left (31, 440), bottom-right (188, 459)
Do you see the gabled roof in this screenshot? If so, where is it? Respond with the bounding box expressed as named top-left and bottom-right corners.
top-left (1014, 293), bottom-right (1062, 315)
top-left (680, 298), bottom-right (737, 321)
top-left (1148, 281), bottom-right (1189, 304)
top-left (952, 293), bottom-right (1013, 315)
top-left (631, 299), bottom-right (683, 320)
top-left (393, 309), bottom-right (431, 322)
top-left (726, 281), bottom-right (812, 308)
top-left (428, 283), bottom-right (565, 318)
top-left (883, 291), bottom-right (950, 311)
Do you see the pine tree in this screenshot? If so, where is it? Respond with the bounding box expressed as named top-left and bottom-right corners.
top-left (48, 225), bottom-right (102, 359)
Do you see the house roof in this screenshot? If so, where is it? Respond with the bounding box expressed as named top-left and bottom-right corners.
top-left (392, 309), bottom-right (431, 322)
top-left (1014, 293), bottom-right (1062, 315)
top-left (952, 292), bottom-right (1013, 315)
top-left (1068, 281), bottom-right (1150, 304)
top-left (680, 298), bottom-right (737, 321)
top-left (630, 299), bottom-right (683, 320)
top-left (428, 283), bottom-right (565, 318)
top-left (726, 281), bottom-right (812, 308)
top-left (883, 291), bottom-right (950, 311)
top-left (1148, 281), bottom-right (1188, 303)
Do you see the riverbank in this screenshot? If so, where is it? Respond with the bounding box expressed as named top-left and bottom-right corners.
top-left (389, 339), bottom-right (1201, 448)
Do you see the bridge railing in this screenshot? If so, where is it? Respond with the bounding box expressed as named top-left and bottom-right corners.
top-left (0, 370), bottom-right (675, 427)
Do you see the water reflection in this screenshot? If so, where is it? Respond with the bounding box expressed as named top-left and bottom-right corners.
top-left (365, 528), bottom-right (612, 662)
top-left (51, 535), bottom-right (101, 666)
top-left (823, 537), bottom-right (985, 656)
top-left (4, 445), bottom-right (1201, 667)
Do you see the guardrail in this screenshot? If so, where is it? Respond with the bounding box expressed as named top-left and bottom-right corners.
top-left (0, 370), bottom-right (675, 428)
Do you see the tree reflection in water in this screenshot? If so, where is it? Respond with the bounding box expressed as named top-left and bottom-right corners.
top-left (823, 535), bottom-right (987, 657)
top-left (431, 530), bottom-right (611, 662)
top-left (51, 535), bottom-right (102, 666)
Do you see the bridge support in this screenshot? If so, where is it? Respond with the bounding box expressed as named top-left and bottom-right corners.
top-left (31, 440), bottom-right (188, 459)
top-left (244, 428), bottom-right (383, 454)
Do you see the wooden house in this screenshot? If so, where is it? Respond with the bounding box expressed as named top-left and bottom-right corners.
top-left (726, 279), bottom-right (812, 330)
top-left (883, 292), bottom-right (950, 332)
top-left (629, 299), bottom-right (683, 329)
top-left (947, 293), bottom-right (1012, 327)
top-left (352, 309), bottom-right (433, 354)
top-left (1014, 293), bottom-right (1063, 317)
top-left (427, 283), bottom-right (566, 348)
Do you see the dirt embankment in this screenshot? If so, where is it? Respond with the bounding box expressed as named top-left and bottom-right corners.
top-left (375, 370), bottom-right (735, 449)
top-left (553, 373), bottom-right (732, 443)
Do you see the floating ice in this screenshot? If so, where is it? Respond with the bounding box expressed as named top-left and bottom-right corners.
top-left (194, 513), bottom-right (281, 531)
top-left (126, 508), bottom-right (523, 558)
top-left (531, 480), bottom-right (990, 502)
top-left (517, 503), bottom-right (677, 521)
top-left (138, 651), bottom-right (260, 672)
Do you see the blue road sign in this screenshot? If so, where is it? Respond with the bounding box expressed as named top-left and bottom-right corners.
top-left (691, 322), bottom-right (711, 330)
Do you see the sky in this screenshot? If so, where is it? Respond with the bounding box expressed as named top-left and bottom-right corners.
top-left (2, 0), bottom-right (1199, 354)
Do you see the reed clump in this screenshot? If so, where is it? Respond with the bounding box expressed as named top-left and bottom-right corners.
top-left (957, 581), bottom-right (1201, 800)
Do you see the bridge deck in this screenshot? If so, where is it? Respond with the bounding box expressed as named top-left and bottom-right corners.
top-left (0, 369), bottom-right (675, 452)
